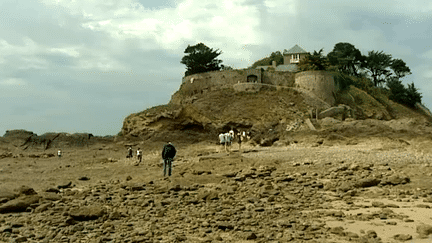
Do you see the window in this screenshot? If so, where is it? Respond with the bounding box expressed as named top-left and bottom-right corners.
top-left (291, 54), bottom-right (300, 63)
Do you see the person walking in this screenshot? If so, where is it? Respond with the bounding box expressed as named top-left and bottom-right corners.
top-left (229, 129), bottom-right (235, 145)
top-left (224, 132), bottom-right (232, 153)
top-left (219, 133), bottom-right (226, 153)
top-left (237, 132), bottom-right (243, 153)
top-left (135, 148), bottom-right (142, 165)
top-left (162, 142), bottom-right (176, 177)
top-left (58, 149), bottom-right (62, 158)
top-left (127, 147), bottom-right (133, 159)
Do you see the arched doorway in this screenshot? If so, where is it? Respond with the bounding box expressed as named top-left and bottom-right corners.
top-left (247, 75), bottom-right (258, 83)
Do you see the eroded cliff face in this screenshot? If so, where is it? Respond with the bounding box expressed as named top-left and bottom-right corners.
top-left (121, 83), bottom-right (431, 144)
top-left (121, 88), bottom-right (310, 141)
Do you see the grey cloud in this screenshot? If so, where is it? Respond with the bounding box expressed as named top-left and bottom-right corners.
top-left (137, 0), bottom-right (180, 9)
top-left (1, 0), bottom-right (431, 136)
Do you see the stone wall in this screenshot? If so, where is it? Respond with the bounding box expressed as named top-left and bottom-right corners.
top-left (233, 83), bottom-right (291, 92)
top-left (246, 69), bottom-right (262, 83)
top-left (294, 71), bottom-right (335, 106)
top-left (262, 71), bottom-right (295, 86)
top-left (180, 70), bottom-right (245, 96)
top-left (179, 69), bottom-right (295, 96)
top-left (177, 69), bottom-right (335, 106)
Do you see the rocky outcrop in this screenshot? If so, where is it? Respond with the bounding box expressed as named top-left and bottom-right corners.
top-left (120, 77), bottom-right (429, 142)
top-left (1, 130), bottom-right (113, 150)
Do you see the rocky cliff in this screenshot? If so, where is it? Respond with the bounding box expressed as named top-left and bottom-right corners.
top-left (121, 83), bottom-right (431, 144)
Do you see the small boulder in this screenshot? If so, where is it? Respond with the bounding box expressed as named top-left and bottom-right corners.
top-left (417, 224), bottom-right (432, 238)
top-left (0, 195), bottom-right (40, 213)
top-left (69, 205), bottom-right (106, 221)
top-left (393, 234), bottom-right (412, 241)
top-left (15, 186), bottom-right (37, 196)
top-left (245, 232), bottom-right (257, 240)
top-left (356, 178), bottom-right (381, 188)
top-left (57, 182), bottom-right (72, 189)
top-left (382, 175), bottom-right (410, 185)
top-left (41, 192), bottom-right (62, 201)
top-left (0, 189), bottom-right (18, 202)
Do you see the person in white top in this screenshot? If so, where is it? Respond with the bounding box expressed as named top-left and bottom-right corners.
top-left (219, 133), bottom-right (226, 153)
top-left (58, 149), bottom-right (62, 158)
top-left (224, 132), bottom-right (233, 153)
top-left (136, 148), bottom-right (142, 165)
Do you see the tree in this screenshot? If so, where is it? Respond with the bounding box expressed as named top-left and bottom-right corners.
top-left (251, 51), bottom-right (284, 68)
top-left (386, 77), bottom-right (407, 104)
top-left (405, 82), bottom-right (422, 107)
top-left (180, 43), bottom-right (223, 76)
top-left (361, 50), bottom-right (392, 87)
top-left (327, 42), bottom-right (364, 77)
top-left (390, 58), bottom-right (411, 79)
top-left (221, 64), bottom-right (233, 70)
top-left (297, 49), bottom-right (330, 71)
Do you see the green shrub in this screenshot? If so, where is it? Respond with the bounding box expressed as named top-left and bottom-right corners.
top-left (405, 82), bottom-right (422, 107)
top-left (386, 77), bottom-right (407, 104)
top-left (333, 72), bottom-right (353, 91)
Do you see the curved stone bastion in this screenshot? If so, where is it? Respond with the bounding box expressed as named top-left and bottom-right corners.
top-left (294, 70), bottom-right (335, 106)
top-left (175, 69), bottom-right (335, 106)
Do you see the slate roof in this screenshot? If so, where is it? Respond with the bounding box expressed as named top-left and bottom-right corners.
top-left (284, 44), bottom-right (308, 55)
top-left (255, 65), bottom-right (270, 70)
top-left (275, 64), bottom-right (298, 72)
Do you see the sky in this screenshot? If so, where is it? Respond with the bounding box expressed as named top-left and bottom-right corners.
top-left (1, 0), bottom-right (432, 136)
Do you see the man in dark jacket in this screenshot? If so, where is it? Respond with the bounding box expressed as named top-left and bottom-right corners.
top-left (162, 142), bottom-right (176, 177)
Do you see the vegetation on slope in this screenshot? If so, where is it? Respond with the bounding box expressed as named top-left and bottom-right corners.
top-left (250, 42), bottom-right (422, 109)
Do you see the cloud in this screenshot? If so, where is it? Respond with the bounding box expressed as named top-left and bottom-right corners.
top-left (1, 0), bottom-right (432, 136)
top-left (0, 78), bottom-right (26, 86)
top-left (42, 0), bottom-right (264, 53)
top-left (50, 47), bottom-right (80, 57)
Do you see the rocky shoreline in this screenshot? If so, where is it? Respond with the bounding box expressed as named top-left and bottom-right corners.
top-left (2, 144), bottom-right (432, 242)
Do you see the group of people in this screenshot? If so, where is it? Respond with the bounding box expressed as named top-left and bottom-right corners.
top-left (126, 142), bottom-right (177, 177)
top-left (219, 129), bottom-right (249, 153)
top-left (123, 129), bottom-right (249, 178)
top-left (126, 147), bottom-right (143, 165)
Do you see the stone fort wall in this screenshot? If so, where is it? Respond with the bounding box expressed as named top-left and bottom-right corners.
top-left (179, 69), bottom-right (295, 96)
top-left (176, 69), bottom-right (334, 105)
top-left (294, 71), bottom-right (335, 105)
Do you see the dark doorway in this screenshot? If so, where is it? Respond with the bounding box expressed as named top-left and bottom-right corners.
top-left (247, 75), bottom-right (258, 83)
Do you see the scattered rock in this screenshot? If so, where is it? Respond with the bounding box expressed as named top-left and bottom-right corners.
top-left (15, 186), bottom-right (37, 196)
top-left (41, 192), bottom-right (62, 201)
top-left (381, 175), bottom-right (410, 185)
top-left (245, 232), bottom-right (257, 240)
top-left (0, 195), bottom-right (40, 213)
top-left (393, 234), bottom-right (412, 241)
top-left (57, 181), bottom-right (72, 189)
top-left (371, 201), bottom-right (385, 208)
top-left (330, 226), bottom-right (345, 236)
top-left (0, 189), bottom-right (18, 202)
top-left (356, 177), bottom-right (381, 188)
top-left (417, 224), bottom-right (432, 238)
top-left (367, 230), bottom-right (378, 238)
top-left (69, 205), bottom-right (106, 220)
